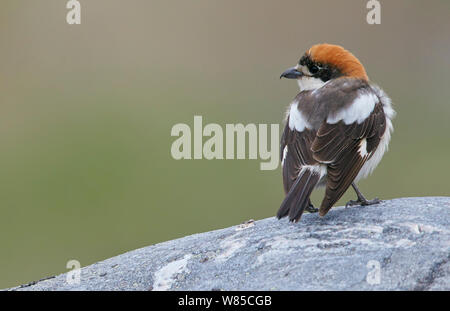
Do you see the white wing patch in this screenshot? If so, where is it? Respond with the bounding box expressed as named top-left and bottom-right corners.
top-left (288, 103), bottom-right (312, 132)
top-left (281, 146), bottom-right (288, 166)
top-left (327, 92), bottom-right (378, 125)
top-left (299, 165), bottom-right (327, 178)
top-left (358, 138), bottom-right (369, 157)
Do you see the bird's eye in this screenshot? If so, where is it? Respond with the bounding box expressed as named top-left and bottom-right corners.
top-left (309, 65), bottom-right (319, 74)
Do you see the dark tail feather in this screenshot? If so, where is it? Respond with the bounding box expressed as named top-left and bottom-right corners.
top-left (277, 168), bottom-right (320, 222)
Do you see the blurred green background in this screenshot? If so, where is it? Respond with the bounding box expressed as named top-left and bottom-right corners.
top-left (0, 0), bottom-right (449, 288)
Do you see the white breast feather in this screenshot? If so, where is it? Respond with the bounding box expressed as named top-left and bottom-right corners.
top-left (297, 76), bottom-right (326, 91)
top-left (355, 85), bottom-right (396, 181)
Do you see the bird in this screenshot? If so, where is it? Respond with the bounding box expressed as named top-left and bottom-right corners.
top-left (277, 43), bottom-right (395, 222)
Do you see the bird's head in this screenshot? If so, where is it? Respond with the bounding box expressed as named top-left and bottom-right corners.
top-left (280, 44), bottom-right (368, 91)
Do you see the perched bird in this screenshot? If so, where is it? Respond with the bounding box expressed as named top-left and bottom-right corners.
top-left (278, 43), bottom-right (395, 222)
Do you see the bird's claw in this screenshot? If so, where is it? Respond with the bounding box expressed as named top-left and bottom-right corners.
top-left (345, 198), bottom-right (381, 208)
top-left (305, 204), bottom-right (319, 213)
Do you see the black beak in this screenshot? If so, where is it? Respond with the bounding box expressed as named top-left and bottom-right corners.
top-left (280, 67), bottom-right (303, 79)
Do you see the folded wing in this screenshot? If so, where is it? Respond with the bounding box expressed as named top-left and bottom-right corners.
top-left (312, 101), bottom-right (386, 216)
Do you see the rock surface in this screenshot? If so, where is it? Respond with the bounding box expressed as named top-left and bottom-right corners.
top-left (8, 197), bottom-right (450, 291)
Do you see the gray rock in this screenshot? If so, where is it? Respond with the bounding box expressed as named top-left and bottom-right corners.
top-left (7, 197), bottom-right (450, 291)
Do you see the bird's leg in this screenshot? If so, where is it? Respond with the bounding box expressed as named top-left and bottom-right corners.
top-left (345, 182), bottom-right (381, 207)
top-left (305, 199), bottom-right (319, 213)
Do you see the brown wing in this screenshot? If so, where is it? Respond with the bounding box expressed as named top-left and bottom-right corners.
top-left (311, 102), bottom-right (386, 216)
top-left (280, 116), bottom-right (318, 194)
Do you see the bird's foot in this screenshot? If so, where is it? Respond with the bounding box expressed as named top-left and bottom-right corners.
top-left (345, 197), bottom-right (381, 208)
top-left (305, 203), bottom-right (319, 213)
